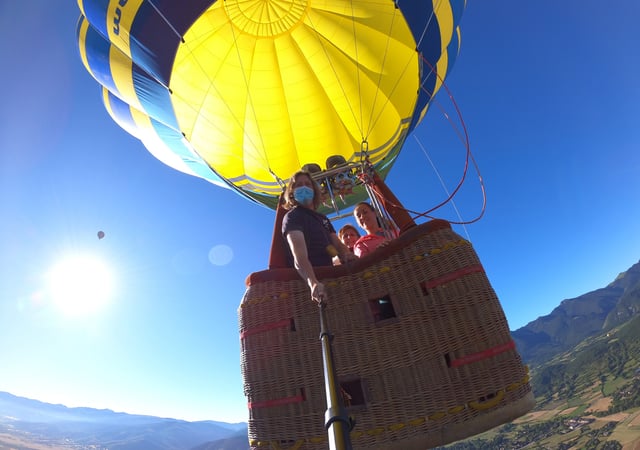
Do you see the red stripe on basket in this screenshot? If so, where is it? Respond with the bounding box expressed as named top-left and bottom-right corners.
top-left (240, 318), bottom-right (292, 339)
top-left (248, 392), bottom-right (305, 409)
top-left (450, 340), bottom-right (516, 367)
top-left (424, 264), bottom-right (484, 289)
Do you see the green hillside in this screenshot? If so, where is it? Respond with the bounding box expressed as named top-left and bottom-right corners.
top-left (440, 316), bottom-right (640, 449)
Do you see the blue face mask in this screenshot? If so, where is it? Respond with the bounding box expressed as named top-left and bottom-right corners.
top-left (293, 186), bottom-right (314, 205)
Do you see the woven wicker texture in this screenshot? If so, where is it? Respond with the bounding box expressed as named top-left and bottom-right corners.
top-left (239, 221), bottom-right (534, 449)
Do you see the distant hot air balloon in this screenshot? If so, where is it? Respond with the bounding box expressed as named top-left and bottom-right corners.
top-left (76, 2), bottom-right (535, 449)
top-left (76, 0), bottom-right (464, 211)
top-left (97, 230), bottom-right (105, 240)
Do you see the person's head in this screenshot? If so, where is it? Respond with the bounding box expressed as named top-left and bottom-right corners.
top-left (338, 224), bottom-right (360, 250)
top-left (353, 202), bottom-right (380, 234)
top-left (283, 170), bottom-right (323, 210)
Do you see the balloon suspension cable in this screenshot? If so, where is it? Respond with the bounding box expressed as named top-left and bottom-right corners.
top-left (411, 53), bottom-right (487, 225)
top-left (147, 1), bottom-right (185, 43)
top-left (364, 182), bottom-right (398, 238)
top-left (303, 12), bottom-right (361, 140)
top-left (176, 11), bottom-right (270, 175)
top-left (367, 54), bottom-right (487, 226)
top-left (360, 6), bottom-right (405, 139)
top-left (269, 168), bottom-right (286, 191)
top-left (412, 134), bottom-right (471, 240)
top-left (318, 302), bottom-right (354, 450)
top-left (324, 177), bottom-right (342, 217)
top-left (308, 5), bottom-right (408, 141)
top-left (359, 140), bottom-right (369, 163)
top-left (355, 160), bottom-right (399, 237)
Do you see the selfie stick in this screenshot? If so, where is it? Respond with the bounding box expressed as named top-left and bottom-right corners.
top-left (318, 301), bottom-right (353, 450)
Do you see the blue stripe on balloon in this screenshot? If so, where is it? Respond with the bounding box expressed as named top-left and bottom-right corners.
top-left (149, 118), bottom-right (231, 189)
top-left (131, 65), bottom-right (180, 131)
top-left (397, 2), bottom-right (441, 133)
top-left (81, 19), bottom-right (180, 132)
top-left (79, 0), bottom-right (110, 39)
top-left (450, 0), bottom-right (466, 25)
top-left (105, 87), bottom-right (232, 190)
top-left (146, 0), bottom-right (217, 35)
top-left (82, 21), bottom-right (120, 97)
top-left (105, 90), bottom-right (137, 134)
top-left (399, 1), bottom-right (467, 133)
top-left (446, 27), bottom-right (461, 78)
top-left (126, 0), bottom-right (216, 88)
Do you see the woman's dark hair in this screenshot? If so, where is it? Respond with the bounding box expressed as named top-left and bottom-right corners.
top-left (354, 202), bottom-right (383, 229)
top-left (354, 202), bottom-right (375, 212)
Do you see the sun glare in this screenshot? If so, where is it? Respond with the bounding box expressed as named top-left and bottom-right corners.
top-left (47, 255), bottom-right (114, 316)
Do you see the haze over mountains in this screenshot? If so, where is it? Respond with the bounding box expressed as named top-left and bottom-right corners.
top-left (2, 260), bottom-right (639, 449)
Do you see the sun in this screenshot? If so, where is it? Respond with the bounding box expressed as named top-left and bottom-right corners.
top-left (46, 254), bottom-right (114, 316)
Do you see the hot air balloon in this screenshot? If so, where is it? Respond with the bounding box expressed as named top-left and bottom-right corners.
top-left (97, 230), bottom-right (105, 240)
top-left (77, 1), bottom-right (534, 448)
top-left (75, 0), bottom-right (466, 212)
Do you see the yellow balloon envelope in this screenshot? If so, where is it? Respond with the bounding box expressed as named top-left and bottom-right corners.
top-left (77, 0), bottom-right (465, 209)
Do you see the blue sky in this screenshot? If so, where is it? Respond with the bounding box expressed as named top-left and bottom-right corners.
top-left (1, 1), bottom-right (639, 424)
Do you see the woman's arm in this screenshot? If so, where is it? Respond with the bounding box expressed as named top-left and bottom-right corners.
top-left (286, 230), bottom-right (325, 303)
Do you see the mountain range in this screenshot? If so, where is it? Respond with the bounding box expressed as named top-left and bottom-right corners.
top-left (0, 391), bottom-right (248, 450)
top-left (442, 259), bottom-right (640, 449)
top-left (513, 259), bottom-right (640, 366)
top-left (2, 260), bottom-right (639, 449)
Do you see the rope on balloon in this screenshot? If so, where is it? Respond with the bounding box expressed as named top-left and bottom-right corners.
top-left (147, 0), bottom-right (185, 43)
top-left (306, 3), bottom-right (409, 147)
top-left (366, 53), bottom-right (487, 227)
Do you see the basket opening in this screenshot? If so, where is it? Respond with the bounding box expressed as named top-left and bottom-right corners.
top-left (478, 392), bottom-right (498, 403)
top-left (340, 378), bottom-right (366, 407)
top-left (444, 353), bottom-right (453, 368)
top-left (275, 439), bottom-right (301, 448)
top-left (419, 280), bottom-right (430, 297)
top-left (368, 295), bottom-right (396, 322)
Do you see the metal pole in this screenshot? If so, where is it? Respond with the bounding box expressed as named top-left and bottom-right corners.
top-left (318, 302), bottom-right (353, 450)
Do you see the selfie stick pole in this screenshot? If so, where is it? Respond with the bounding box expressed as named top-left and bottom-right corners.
top-left (318, 301), bottom-right (353, 450)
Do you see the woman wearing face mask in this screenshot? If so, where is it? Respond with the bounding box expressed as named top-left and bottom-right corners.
top-left (282, 170), bottom-right (355, 303)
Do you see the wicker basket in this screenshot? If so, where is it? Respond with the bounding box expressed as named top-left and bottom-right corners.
top-left (239, 220), bottom-right (534, 449)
